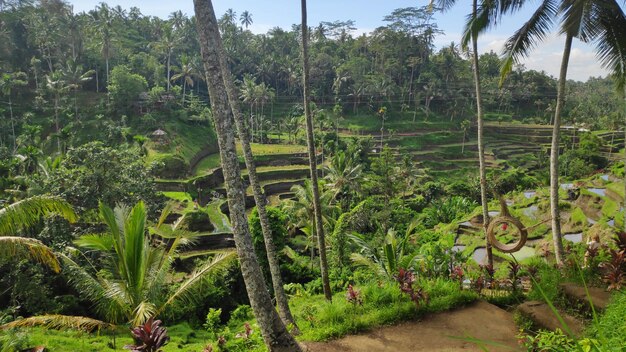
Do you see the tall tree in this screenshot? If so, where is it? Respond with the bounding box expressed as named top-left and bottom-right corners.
top-left (432, 0), bottom-right (504, 266)
top-left (301, 0), bottom-right (332, 301)
top-left (0, 71), bottom-right (27, 153)
top-left (192, 0), bottom-right (301, 350)
top-left (211, 11), bottom-right (299, 333)
top-left (240, 10), bottom-right (253, 29)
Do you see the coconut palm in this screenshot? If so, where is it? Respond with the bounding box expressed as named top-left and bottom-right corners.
top-left (0, 71), bottom-right (27, 153)
top-left (64, 202), bottom-right (234, 326)
top-left (499, 0), bottom-right (626, 264)
top-left (4, 202), bottom-right (234, 330)
top-left (432, 0), bottom-right (514, 267)
top-left (285, 180), bottom-right (337, 255)
top-left (209, 18), bottom-right (300, 332)
top-left (62, 59), bottom-right (95, 118)
top-left (0, 196), bottom-right (76, 272)
top-left (171, 56), bottom-right (200, 104)
top-left (90, 3), bottom-right (116, 88)
top-left (460, 119), bottom-right (471, 154)
top-left (301, 0), bottom-right (332, 301)
top-left (324, 150), bottom-right (362, 211)
top-left (192, 1), bottom-right (301, 350)
top-left (240, 10), bottom-right (253, 29)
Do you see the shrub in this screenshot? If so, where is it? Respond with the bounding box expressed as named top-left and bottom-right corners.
top-left (203, 308), bottom-right (222, 337)
top-left (179, 210), bottom-right (214, 232)
top-left (152, 154), bottom-right (189, 179)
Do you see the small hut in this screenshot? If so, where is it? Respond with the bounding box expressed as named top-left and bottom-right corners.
top-left (151, 129), bottom-right (169, 146)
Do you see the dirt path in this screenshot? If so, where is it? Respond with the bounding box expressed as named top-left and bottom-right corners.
top-left (303, 301), bottom-right (521, 352)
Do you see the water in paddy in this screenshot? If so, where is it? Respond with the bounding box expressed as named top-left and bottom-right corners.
top-left (588, 188), bottom-right (606, 197)
top-left (564, 233), bottom-right (583, 243)
top-left (524, 191), bottom-right (536, 199)
top-left (452, 245), bottom-right (466, 252)
top-left (472, 247), bottom-right (487, 264)
top-left (523, 205), bottom-right (538, 218)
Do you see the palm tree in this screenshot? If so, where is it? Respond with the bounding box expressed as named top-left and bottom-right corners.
top-left (301, 0), bottom-right (332, 301)
top-left (171, 56), bottom-right (200, 104)
top-left (90, 3), bottom-right (115, 88)
top-left (44, 71), bottom-right (71, 153)
top-left (210, 19), bottom-right (300, 332)
top-left (460, 119), bottom-right (471, 154)
top-left (240, 10), bottom-right (253, 29)
top-left (285, 180), bottom-right (337, 259)
top-left (432, 0), bottom-right (509, 267)
top-left (239, 74), bottom-right (258, 142)
top-left (0, 71), bottom-right (27, 153)
top-left (324, 151), bottom-right (362, 211)
top-left (154, 25), bottom-right (179, 92)
top-left (4, 202), bottom-right (234, 329)
top-left (499, 0), bottom-right (626, 264)
top-left (192, 1), bottom-right (301, 350)
top-left (62, 60), bottom-right (95, 118)
top-left (0, 196), bottom-right (77, 272)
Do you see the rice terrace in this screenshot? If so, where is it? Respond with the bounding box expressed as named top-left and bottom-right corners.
top-left (0, 0), bottom-right (625, 351)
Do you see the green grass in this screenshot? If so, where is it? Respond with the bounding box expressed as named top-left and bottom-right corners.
top-left (293, 278), bottom-right (477, 342)
top-left (193, 153), bottom-right (222, 175)
top-left (601, 197), bottom-right (619, 219)
top-left (146, 120), bottom-right (217, 165)
top-left (206, 201), bottom-right (230, 232)
top-left (1, 323), bottom-right (214, 352)
top-left (163, 191), bottom-right (193, 202)
top-left (236, 143), bottom-right (307, 155)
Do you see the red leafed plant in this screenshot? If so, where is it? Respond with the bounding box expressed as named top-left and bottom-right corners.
top-left (124, 318), bottom-right (170, 352)
top-left (600, 249), bottom-right (625, 291)
top-left (450, 265), bottom-right (464, 289)
top-left (394, 268), bottom-right (428, 306)
top-left (346, 284), bottom-right (363, 306)
top-left (235, 322), bottom-right (253, 340)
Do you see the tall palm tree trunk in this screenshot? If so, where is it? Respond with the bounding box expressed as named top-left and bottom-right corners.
top-left (215, 32), bottom-right (299, 334)
top-left (192, 1), bottom-right (301, 350)
top-left (550, 33), bottom-right (573, 265)
top-left (301, 0), bottom-right (332, 302)
top-left (471, 0), bottom-right (492, 267)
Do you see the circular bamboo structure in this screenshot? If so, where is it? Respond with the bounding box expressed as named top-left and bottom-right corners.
top-left (486, 215), bottom-right (528, 253)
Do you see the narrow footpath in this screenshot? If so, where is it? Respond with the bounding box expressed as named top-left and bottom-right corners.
top-left (303, 300), bottom-right (521, 352)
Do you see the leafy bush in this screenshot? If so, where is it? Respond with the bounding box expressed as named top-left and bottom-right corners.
top-left (179, 210), bottom-right (214, 232)
top-left (152, 154), bottom-right (189, 179)
top-left (203, 308), bottom-right (222, 337)
top-left (228, 305), bottom-right (252, 325)
top-left (421, 196), bottom-right (477, 228)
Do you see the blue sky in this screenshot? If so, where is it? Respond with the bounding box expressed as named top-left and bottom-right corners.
top-left (68, 0), bottom-right (619, 81)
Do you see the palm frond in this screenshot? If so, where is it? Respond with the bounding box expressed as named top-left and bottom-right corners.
top-left (500, 0), bottom-right (559, 86)
top-left (132, 301), bottom-right (158, 326)
top-left (283, 246), bottom-right (314, 268)
top-left (593, 2), bottom-right (626, 93)
top-left (0, 315), bottom-right (115, 332)
top-left (159, 251), bottom-right (235, 311)
top-left (74, 234), bottom-right (114, 251)
top-left (0, 237), bottom-right (60, 272)
top-left (560, 0), bottom-right (598, 42)
top-left (0, 196), bottom-right (77, 235)
top-left (350, 252), bottom-right (384, 276)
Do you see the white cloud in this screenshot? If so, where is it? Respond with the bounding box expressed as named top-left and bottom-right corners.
top-left (434, 31), bottom-right (609, 82)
